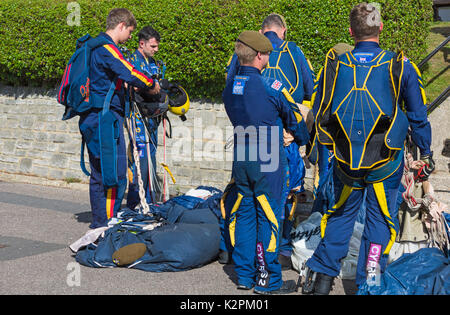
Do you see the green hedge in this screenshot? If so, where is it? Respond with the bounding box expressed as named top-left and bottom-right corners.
top-left (0, 0), bottom-right (433, 100)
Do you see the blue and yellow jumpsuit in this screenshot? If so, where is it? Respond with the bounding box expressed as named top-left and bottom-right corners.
top-left (225, 31), bottom-right (314, 260)
top-left (307, 41), bottom-right (432, 286)
top-left (223, 65), bottom-right (309, 292)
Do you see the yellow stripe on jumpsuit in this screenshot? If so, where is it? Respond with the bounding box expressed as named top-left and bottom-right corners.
top-left (222, 31), bottom-right (310, 292)
top-left (308, 159), bottom-right (403, 286)
top-left (305, 43), bottom-right (431, 287)
top-left (228, 160), bottom-right (288, 291)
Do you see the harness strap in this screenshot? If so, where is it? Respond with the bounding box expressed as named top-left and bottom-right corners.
top-left (80, 139), bottom-right (91, 176)
top-left (79, 78), bottom-right (117, 178)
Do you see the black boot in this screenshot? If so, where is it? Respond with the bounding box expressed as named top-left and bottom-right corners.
top-left (301, 267), bottom-right (334, 295)
top-left (278, 254), bottom-right (293, 271)
top-left (254, 280), bottom-right (298, 295)
top-left (313, 273), bottom-right (334, 295)
top-left (218, 250), bottom-right (231, 264)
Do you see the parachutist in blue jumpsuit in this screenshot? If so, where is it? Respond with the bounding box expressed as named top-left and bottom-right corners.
top-left (223, 31), bottom-right (310, 294)
top-left (308, 43), bottom-right (354, 215)
top-left (127, 26), bottom-right (163, 208)
top-left (303, 3), bottom-right (433, 294)
top-left (78, 13), bottom-right (158, 229)
top-left (225, 14), bottom-right (314, 269)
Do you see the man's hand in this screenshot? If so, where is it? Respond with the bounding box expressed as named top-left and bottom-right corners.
top-left (416, 154), bottom-right (435, 182)
top-left (283, 129), bottom-right (294, 146)
top-left (148, 81), bottom-right (160, 95)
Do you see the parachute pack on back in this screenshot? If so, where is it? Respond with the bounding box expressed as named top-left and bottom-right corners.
top-left (56, 34), bottom-right (120, 184)
top-left (57, 34), bottom-right (112, 120)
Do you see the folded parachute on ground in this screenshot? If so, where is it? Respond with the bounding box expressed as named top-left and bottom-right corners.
top-left (75, 186), bottom-right (222, 272)
top-left (358, 247), bottom-right (450, 295)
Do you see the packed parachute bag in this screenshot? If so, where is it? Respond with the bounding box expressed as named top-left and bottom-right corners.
top-left (70, 186), bottom-right (223, 272)
top-left (290, 210), bottom-right (365, 280)
top-left (357, 247), bottom-right (450, 295)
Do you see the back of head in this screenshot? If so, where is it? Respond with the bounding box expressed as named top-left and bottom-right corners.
top-left (234, 30), bottom-right (273, 65)
top-left (349, 2), bottom-right (381, 41)
top-left (138, 25), bottom-right (160, 42)
top-left (261, 13), bottom-right (287, 32)
top-left (235, 41), bottom-right (257, 65)
top-left (106, 8), bottom-right (137, 30)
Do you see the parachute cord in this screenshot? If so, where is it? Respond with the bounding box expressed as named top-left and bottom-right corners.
top-left (125, 107), bottom-right (150, 215)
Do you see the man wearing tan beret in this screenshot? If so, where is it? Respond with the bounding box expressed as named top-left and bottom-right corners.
top-left (222, 30), bottom-right (310, 295)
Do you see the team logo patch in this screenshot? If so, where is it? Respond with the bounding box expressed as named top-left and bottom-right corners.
top-left (232, 75), bottom-right (250, 95)
top-left (271, 80), bottom-right (282, 91)
top-left (366, 243), bottom-right (381, 285)
top-left (256, 242), bottom-right (270, 288)
top-left (354, 52), bottom-right (373, 63)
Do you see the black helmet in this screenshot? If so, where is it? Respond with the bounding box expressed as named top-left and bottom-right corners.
top-left (133, 89), bottom-right (169, 118)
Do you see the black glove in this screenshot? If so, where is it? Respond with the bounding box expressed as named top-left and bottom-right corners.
top-left (416, 153), bottom-right (435, 182)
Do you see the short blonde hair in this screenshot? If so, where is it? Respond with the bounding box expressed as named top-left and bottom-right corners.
top-left (234, 41), bottom-right (257, 65)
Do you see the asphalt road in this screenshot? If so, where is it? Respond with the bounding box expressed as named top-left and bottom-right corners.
top-left (0, 180), bottom-right (357, 297)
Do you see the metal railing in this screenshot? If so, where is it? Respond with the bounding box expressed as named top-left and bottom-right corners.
top-left (418, 35), bottom-right (450, 115)
top-left (409, 35), bottom-right (449, 159)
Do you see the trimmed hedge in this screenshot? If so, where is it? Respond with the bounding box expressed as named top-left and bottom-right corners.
top-left (0, 0), bottom-right (433, 100)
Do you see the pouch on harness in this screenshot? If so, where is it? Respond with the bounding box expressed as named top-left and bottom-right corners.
top-left (315, 48), bottom-right (409, 171)
top-left (57, 34), bottom-right (123, 187)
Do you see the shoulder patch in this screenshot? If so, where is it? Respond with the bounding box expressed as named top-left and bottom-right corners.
top-left (271, 79), bottom-right (282, 91)
top-left (232, 75), bottom-right (249, 95)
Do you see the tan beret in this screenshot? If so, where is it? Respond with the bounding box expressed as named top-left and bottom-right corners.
top-left (237, 30), bottom-right (273, 53)
top-left (112, 243), bottom-right (147, 266)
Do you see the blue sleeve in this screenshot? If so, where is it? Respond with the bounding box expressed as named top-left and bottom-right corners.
top-left (312, 68), bottom-right (324, 117)
top-left (276, 88), bottom-right (310, 146)
top-left (97, 45), bottom-right (155, 89)
top-left (295, 46), bottom-right (314, 101)
top-left (399, 60), bottom-right (432, 156)
top-left (225, 54), bottom-right (240, 84)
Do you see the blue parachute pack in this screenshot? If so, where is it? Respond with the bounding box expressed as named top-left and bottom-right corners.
top-left (358, 247), bottom-right (450, 295)
top-left (75, 186), bottom-right (222, 272)
top-left (57, 34), bottom-right (117, 120)
top-left (57, 34), bottom-right (128, 187)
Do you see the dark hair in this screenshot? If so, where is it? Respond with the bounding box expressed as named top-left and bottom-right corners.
top-left (106, 8), bottom-right (137, 30)
top-left (138, 26), bottom-right (161, 42)
top-left (349, 3), bottom-right (381, 40)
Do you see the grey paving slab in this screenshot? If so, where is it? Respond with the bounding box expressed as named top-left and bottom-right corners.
top-left (0, 236), bottom-right (65, 261)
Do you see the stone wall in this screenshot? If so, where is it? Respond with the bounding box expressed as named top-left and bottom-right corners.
top-left (0, 84), bottom-right (448, 198)
top-left (0, 86), bottom-right (87, 187)
top-left (0, 85), bottom-right (313, 195)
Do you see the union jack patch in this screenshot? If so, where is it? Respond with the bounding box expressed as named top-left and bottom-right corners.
top-left (271, 80), bottom-right (282, 91)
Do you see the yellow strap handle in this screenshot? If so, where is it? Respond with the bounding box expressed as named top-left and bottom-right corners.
top-left (160, 163), bottom-right (176, 184)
